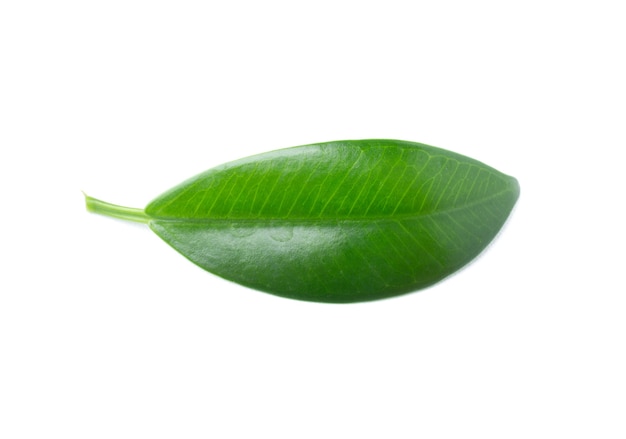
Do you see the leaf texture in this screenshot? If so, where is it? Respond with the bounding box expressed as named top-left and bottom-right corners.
top-left (141, 139), bottom-right (519, 302)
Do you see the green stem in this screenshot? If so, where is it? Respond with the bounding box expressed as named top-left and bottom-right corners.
top-left (84, 193), bottom-right (151, 224)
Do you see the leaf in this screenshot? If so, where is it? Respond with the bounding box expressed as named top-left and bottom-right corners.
top-left (85, 139), bottom-right (519, 303)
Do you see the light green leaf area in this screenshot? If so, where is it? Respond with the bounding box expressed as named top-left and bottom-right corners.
top-left (140, 139), bottom-right (519, 302)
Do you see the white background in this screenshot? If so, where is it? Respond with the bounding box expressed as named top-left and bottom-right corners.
top-left (1, 1), bottom-right (625, 438)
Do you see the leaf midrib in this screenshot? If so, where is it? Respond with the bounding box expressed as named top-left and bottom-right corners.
top-left (149, 186), bottom-right (516, 224)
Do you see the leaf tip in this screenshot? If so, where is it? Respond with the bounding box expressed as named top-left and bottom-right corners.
top-left (509, 174), bottom-right (521, 202)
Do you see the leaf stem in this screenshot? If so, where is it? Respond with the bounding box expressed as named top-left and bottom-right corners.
top-left (84, 193), bottom-right (151, 224)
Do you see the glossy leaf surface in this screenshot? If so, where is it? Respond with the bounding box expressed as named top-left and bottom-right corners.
top-left (87, 139), bottom-right (519, 302)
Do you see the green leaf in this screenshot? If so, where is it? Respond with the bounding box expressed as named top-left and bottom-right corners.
top-left (85, 139), bottom-right (519, 303)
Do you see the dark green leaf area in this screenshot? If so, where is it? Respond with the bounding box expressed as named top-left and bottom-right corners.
top-left (145, 140), bottom-right (519, 302)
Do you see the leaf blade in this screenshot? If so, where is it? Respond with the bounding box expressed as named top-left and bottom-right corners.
top-left (144, 139), bottom-right (519, 302)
